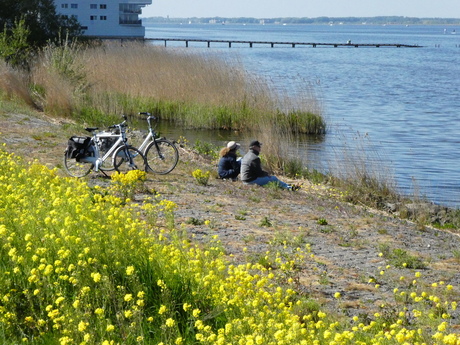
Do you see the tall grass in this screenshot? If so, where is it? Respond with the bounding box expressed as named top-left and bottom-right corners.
top-left (328, 131), bottom-right (399, 207)
top-left (0, 60), bottom-right (36, 108)
top-left (12, 40), bottom-right (324, 134)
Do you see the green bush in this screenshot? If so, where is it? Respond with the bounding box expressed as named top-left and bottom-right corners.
top-left (0, 19), bottom-right (31, 69)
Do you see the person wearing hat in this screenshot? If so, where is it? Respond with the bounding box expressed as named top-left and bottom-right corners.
top-left (218, 141), bottom-right (242, 181)
top-left (241, 140), bottom-right (296, 190)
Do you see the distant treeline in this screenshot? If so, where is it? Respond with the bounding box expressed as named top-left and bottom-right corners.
top-left (142, 16), bottom-right (460, 25)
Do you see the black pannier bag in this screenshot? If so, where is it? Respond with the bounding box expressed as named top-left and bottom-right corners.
top-left (66, 136), bottom-right (92, 161)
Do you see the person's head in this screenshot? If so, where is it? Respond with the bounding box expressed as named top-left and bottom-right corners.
top-left (249, 140), bottom-right (262, 152)
top-left (227, 141), bottom-right (240, 151)
top-left (220, 141), bottom-right (240, 157)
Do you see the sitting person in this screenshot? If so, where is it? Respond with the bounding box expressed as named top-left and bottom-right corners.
top-left (218, 141), bottom-right (241, 180)
top-left (241, 140), bottom-right (299, 190)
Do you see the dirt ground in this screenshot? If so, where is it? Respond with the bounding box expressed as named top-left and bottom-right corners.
top-left (2, 111), bottom-right (460, 320)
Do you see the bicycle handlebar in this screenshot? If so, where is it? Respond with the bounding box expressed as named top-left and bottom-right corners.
top-left (139, 112), bottom-right (157, 121)
top-left (108, 116), bottom-right (128, 130)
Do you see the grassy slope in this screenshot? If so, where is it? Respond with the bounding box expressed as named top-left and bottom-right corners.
top-left (2, 107), bottom-right (460, 323)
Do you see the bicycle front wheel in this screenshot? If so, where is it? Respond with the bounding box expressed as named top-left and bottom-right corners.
top-left (99, 155), bottom-right (116, 171)
top-left (63, 150), bottom-right (93, 177)
top-left (144, 139), bottom-right (179, 174)
top-left (113, 146), bottom-right (146, 173)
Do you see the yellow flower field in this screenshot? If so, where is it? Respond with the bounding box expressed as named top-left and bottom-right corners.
top-left (0, 147), bottom-right (459, 345)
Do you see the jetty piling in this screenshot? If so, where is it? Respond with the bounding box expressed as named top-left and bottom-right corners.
top-left (145, 38), bottom-right (421, 48)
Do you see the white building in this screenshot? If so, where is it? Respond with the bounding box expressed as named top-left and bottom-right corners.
top-left (54, 0), bottom-right (152, 38)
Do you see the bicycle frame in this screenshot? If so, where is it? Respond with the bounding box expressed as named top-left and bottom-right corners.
top-left (137, 113), bottom-right (156, 154)
top-left (80, 123), bottom-right (127, 171)
top-left (134, 112), bottom-right (179, 175)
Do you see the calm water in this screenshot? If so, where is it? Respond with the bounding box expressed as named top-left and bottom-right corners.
top-left (144, 23), bottom-right (460, 207)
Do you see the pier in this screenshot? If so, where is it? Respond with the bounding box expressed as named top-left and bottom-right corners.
top-left (145, 38), bottom-right (422, 48)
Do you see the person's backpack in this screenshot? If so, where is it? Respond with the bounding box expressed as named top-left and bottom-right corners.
top-left (66, 136), bottom-right (92, 161)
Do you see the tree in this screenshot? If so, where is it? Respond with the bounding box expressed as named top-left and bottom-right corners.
top-left (0, 18), bottom-right (31, 69)
top-left (0, 0), bottom-right (82, 48)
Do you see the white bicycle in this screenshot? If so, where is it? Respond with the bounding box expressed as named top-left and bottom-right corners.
top-left (137, 112), bottom-right (179, 174)
top-left (64, 116), bottom-right (146, 177)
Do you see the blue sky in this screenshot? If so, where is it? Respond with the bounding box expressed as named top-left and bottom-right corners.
top-left (141, 0), bottom-right (460, 19)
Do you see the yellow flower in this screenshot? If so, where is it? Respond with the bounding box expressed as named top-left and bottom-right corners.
top-left (165, 318), bottom-right (175, 327)
top-left (126, 266), bottom-right (135, 276)
top-left (334, 292), bottom-right (341, 299)
top-left (317, 311), bottom-right (327, 318)
top-left (73, 300), bottom-right (80, 309)
top-left (159, 305), bottom-right (167, 314)
top-left (91, 272), bottom-right (101, 283)
top-left (438, 322), bottom-right (448, 332)
top-left (106, 324), bottom-right (115, 332)
top-left (157, 279), bottom-right (166, 289)
top-left (124, 294), bottom-right (133, 302)
top-left (78, 321), bottom-right (87, 332)
top-left (59, 336), bottom-right (72, 345)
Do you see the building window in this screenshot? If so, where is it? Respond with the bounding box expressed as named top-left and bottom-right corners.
top-left (100, 16), bottom-right (107, 20)
top-left (90, 4), bottom-right (97, 9)
top-left (61, 3), bottom-right (68, 8)
top-left (90, 15), bottom-right (97, 20)
top-left (119, 3), bottom-right (141, 14)
top-left (71, 4), bottom-right (78, 8)
top-left (100, 4), bottom-right (107, 9)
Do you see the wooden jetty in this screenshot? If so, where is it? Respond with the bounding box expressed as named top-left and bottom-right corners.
top-left (145, 38), bottom-right (422, 48)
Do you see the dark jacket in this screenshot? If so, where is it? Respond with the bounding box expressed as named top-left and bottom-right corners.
top-left (240, 149), bottom-right (268, 182)
top-left (218, 153), bottom-right (241, 179)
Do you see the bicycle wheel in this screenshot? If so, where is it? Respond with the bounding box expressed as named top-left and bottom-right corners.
top-left (63, 150), bottom-right (93, 177)
top-left (144, 139), bottom-right (179, 174)
top-left (113, 146), bottom-right (146, 173)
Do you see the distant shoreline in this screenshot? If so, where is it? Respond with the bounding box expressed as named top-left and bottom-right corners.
top-left (142, 16), bottom-right (460, 26)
